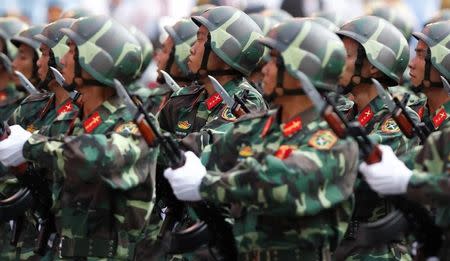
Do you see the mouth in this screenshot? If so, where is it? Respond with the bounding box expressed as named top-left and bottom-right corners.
top-left (409, 72), bottom-right (415, 79)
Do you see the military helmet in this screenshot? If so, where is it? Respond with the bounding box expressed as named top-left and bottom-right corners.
top-left (60, 15), bottom-right (142, 87)
top-left (258, 20), bottom-right (346, 92)
top-left (312, 11), bottom-right (345, 27)
top-left (0, 17), bottom-right (28, 58)
top-left (260, 9), bottom-right (293, 22)
top-left (425, 9), bottom-right (450, 25)
top-left (369, 5), bottom-right (414, 41)
top-left (191, 6), bottom-right (265, 76)
top-left (130, 26), bottom-right (153, 75)
top-left (191, 4), bottom-right (216, 16)
top-left (336, 16), bottom-right (409, 84)
top-left (295, 17), bottom-right (339, 32)
top-left (164, 19), bottom-right (198, 75)
top-left (33, 18), bottom-right (75, 67)
top-left (412, 20), bottom-right (450, 80)
top-left (249, 13), bottom-right (279, 35)
top-left (11, 25), bottom-right (45, 57)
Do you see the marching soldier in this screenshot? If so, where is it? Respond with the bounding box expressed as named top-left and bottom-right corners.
top-left (163, 19), bottom-right (358, 261)
top-left (0, 15), bottom-right (158, 260)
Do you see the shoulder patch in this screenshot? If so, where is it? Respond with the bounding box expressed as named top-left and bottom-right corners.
top-left (26, 124), bottom-right (37, 133)
top-left (114, 122), bottom-right (139, 135)
top-left (380, 118), bottom-right (400, 134)
top-left (308, 130), bottom-right (338, 150)
top-left (220, 107), bottom-right (237, 122)
top-left (274, 145), bottom-right (297, 160)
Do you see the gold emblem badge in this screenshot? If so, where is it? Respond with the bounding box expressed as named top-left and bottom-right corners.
top-left (221, 108), bottom-right (237, 122)
top-left (308, 130), bottom-right (338, 150)
top-left (177, 120), bottom-right (191, 130)
top-left (239, 146), bottom-right (253, 157)
top-left (26, 124), bottom-right (37, 133)
top-left (114, 122), bottom-right (139, 134)
top-left (380, 118), bottom-right (400, 134)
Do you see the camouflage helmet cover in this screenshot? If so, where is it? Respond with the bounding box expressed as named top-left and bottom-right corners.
top-left (61, 15), bottom-right (142, 87)
top-left (260, 9), bottom-right (293, 22)
top-left (336, 15), bottom-right (409, 84)
top-left (11, 25), bottom-right (45, 57)
top-left (0, 17), bottom-right (29, 58)
top-left (130, 26), bottom-right (153, 74)
top-left (191, 6), bottom-right (266, 76)
top-left (295, 17), bottom-right (339, 33)
top-left (164, 19), bottom-right (198, 75)
top-left (249, 13), bottom-right (279, 35)
top-left (312, 11), bottom-right (345, 27)
top-left (258, 20), bottom-right (347, 92)
top-left (369, 5), bottom-right (414, 41)
top-left (412, 20), bottom-right (450, 80)
top-left (33, 18), bottom-right (75, 67)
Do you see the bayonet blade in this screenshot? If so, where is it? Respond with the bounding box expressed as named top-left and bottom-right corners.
top-left (293, 70), bottom-right (326, 112)
top-left (207, 75), bottom-right (235, 109)
top-left (14, 71), bottom-right (39, 95)
top-left (49, 66), bottom-right (66, 87)
top-left (440, 76), bottom-right (450, 96)
top-left (372, 78), bottom-right (396, 112)
top-left (0, 53), bottom-right (12, 74)
top-left (113, 79), bottom-right (138, 116)
top-left (160, 70), bottom-right (181, 92)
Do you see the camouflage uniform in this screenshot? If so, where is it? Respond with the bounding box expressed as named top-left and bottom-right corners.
top-left (14, 16), bottom-right (157, 260)
top-left (197, 19), bottom-right (358, 260)
top-left (336, 16), bottom-right (417, 261)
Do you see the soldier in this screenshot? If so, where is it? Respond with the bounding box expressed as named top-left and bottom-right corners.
top-left (0, 17), bottom-right (28, 122)
top-left (335, 15), bottom-right (417, 260)
top-left (164, 19), bottom-right (358, 260)
top-left (409, 21), bottom-right (450, 132)
top-left (0, 15), bottom-right (158, 260)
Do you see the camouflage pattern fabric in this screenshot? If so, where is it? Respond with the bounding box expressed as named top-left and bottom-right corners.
top-left (128, 82), bottom-right (172, 116)
top-left (22, 95), bottom-right (157, 260)
top-left (369, 5), bottom-right (414, 41)
top-left (0, 83), bottom-right (26, 122)
top-left (198, 107), bottom-right (358, 256)
top-left (388, 86), bottom-right (428, 121)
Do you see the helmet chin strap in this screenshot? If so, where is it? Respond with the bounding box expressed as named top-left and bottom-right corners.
top-left (64, 47), bottom-right (105, 92)
top-left (264, 56), bottom-right (305, 103)
top-left (338, 44), bottom-right (371, 95)
top-left (414, 50), bottom-right (443, 92)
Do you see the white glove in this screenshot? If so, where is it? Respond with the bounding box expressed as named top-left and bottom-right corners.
top-left (164, 151), bottom-right (206, 201)
top-left (0, 125), bottom-right (32, 167)
top-left (359, 145), bottom-right (412, 195)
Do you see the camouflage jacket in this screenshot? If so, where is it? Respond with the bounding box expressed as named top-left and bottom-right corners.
top-left (128, 81), bottom-right (172, 116)
top-left (0, 83), bottom-right (26, 122)
top-left (158, 77), bottom-right (267, 139)
top-left (22, 95), bottom-right (158, 260)
top-left (389, 85), bottom-right (428, 121)
top-left (199, 107), bottom-right (359, 254)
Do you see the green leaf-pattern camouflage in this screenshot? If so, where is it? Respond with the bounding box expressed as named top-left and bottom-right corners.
top-left (192, 6), bottom-right (265, 76)
top-left (412, 21), bottom-right (450, 80)
top-left (260, 9), bottom-right (293, 22)
top-left (258, 20), bottom-right (347, 92)
top-left (33, 18), bottom-right (75, 68)
top-left (337, 16), bottom-right (410, 84)
top-left (199, 108), bottom-right (358, 254)
top-left (130, 26), bottom-right (153, 75)
top-left (60, 15), bottom-right (142, 87)
top-left (249, 13), bottom-right (279, 35)
top-left (369, 5), bottom-right (414, 41)
top-left (164, 19), bottom-right (198, 76)
top-left (0, 83), bottom-right (26, 122)
top-left (0, 17), bottom-right (28, 58)
top-left (11, 25), bottom-right (45, 58)
top-left (22, 95), bottom-right (158, 260)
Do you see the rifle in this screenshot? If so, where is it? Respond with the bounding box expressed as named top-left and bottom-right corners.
top-left (208, 75), bottom-right (250, 118)
top-left (113, 79), bottom-right (237, 260)
top-left (372, 79), bottom-right (430, 143)
top-left (295, 70), bottom-right (442, 260)
top-left (0, 122), bottom-right (55, 255)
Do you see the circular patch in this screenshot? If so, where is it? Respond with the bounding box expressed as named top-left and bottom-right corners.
top-left (308, 130), bottom-right (338, 150)
top-left (380, 118), bottom-right (400, 134)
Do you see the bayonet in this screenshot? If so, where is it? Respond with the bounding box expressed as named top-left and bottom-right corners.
top-left (14, 71), bottom-right (39, 95)
top-left (49, 66), bottom-right (81, 102)
top-left (441, 75), bottom-right (450, 96)
top-left (113, 79), bottom-right (138, 116)
top-left (0, 53), bottom-right (12, 74)
top-left (372, 78), bottom-right (396, 112)
top-left (208, 75), bottom-right (249, 117)
top-left (160, 70), bottom-right (181, 92)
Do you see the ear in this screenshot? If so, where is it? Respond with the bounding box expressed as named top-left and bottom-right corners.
top-left (369, 64), bottom-right (382, 78)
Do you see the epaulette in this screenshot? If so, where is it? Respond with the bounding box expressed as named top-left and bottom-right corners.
top-left (20, 91), bottom-right (53, 104)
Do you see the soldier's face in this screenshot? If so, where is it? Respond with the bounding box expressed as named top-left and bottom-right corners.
top-left (339, 37), bottom-right (359, 87)
top-left (188, 25), bottom-right (207, 73)
top-left (37, 43), bottom-right (50, 81)
top-left (261, 51), bottom-right (278, 95)
top-left (156, 36), bottom-right (174, 73)
top-left (60, 40), bottom-right (76, 84)
top-left (12, 44), bottom-right (35, 86)
top-left (409, 40), bottom-right (441, 88)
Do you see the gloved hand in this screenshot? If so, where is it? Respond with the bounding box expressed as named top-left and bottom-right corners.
top-left (164, 151), bottom-right (206, 201)
top-left (359, 145), bottom-right (412, 195)
top-left (0, 125), bottom-right (32, 167)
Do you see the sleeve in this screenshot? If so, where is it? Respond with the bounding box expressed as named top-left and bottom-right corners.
top-left (199, 138), bottom-right (359, 217)
top-left (23, 123), bottom-right (158, 191)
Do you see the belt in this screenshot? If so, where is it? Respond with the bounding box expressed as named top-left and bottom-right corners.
top-left (51, 235), bottom-right (136, 259)
top-left (238, 247), bottom-right (330, 261)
